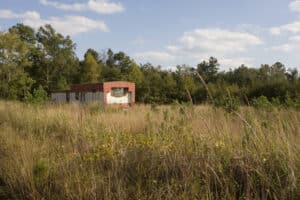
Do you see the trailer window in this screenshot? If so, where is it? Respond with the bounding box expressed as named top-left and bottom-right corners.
top-left (112, 87), bottom-right (128, 97)
top-left (75, 92), bottom-right (79, 100)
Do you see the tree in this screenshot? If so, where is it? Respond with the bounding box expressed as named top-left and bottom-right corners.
top-left (101, 49), bottom-right (142, 83)
top-left (231, 65), bottom-right (258, 87)
top-left (197, 57), bottom-right (219, 82)
top-left (0, 31), bottom-right (34, 100)
top-left (127, 61), bottom-right (143, 84)
top-left (175, 65), bottom-right (197, 102)
top-left (138, 64), bottom-right (164, 103)
top-left (80, 51), bottom-right (100, 83)
top-left (9, 23), bottom-right (35, 44)
top-left (161, 72), bottom-right (177, 103)
top-left (2, 23), bottom-right (300, 105)
top-left (33, 24), bottom-right (79, 90)
top-left (84, 48), bottom-right (100, 62)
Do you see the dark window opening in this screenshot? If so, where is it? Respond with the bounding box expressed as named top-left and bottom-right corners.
top-left (66, 92), bottom-right (70, 102)
top-left (111, 87), bottom-right (128, 97)
top-left (75, 92), bottom-right (79, 100)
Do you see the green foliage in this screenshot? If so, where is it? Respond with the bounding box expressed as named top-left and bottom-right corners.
top-left (84, 48), bottom-right (100, 62)
top-left (9, 23), bottom-right (35, 44)
top-left (34, 24), bottom-right (79, 90)
top-left (271, 97), bottom-right (281, 107)
top-left (214, 92), bottom-right (240, 113)
top-left (25, 86), bottom-right (48, 104)
top-left (127, 61), bottom-right (143, 85)
top-left (33, 159), bottom-right (49, 187)
top-left (294, 96), bottom-right (300, 109)
top-left (80, 51), bottom-right (100, 83)
top-left (252, 96), bottom-right (274, 111)
top-left (0, 31), bottom-right (35, 100)
top-left (197, 57), bottom-right (219, 82)
top-left (33, 160), bottom-right (48, 177)
top-left (1, 23), bottom-right (300, 107)
top-left (285, 93), bottom-right (295, 108)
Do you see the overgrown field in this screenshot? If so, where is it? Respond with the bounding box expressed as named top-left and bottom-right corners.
top-left (0, 101), bottom-right (299, 199)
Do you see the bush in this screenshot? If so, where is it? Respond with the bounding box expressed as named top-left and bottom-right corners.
top-left (214, 94), bottom-right (240, 113)
top-left (284, 93), bottom-right (295, 108)
top-left (252, 96), bottom-right (273, 111)
top-left (271, 97), bottom-right (281, 107)
top-left (294, 96), bottom-right (300, 110)
top-left (24, 86), bottom-right (48, 104)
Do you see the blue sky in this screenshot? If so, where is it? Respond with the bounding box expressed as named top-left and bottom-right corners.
top-left (1, 0), bottom-right (300, 70)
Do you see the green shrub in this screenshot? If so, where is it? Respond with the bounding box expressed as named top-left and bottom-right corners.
top-left (33, 159), bottom-right (49, 187)
top-left (284, 93), bottom-right (295, 108)
top-left (294, 96), bottom-right (300, 110)
top-left (252, 96), bottom-right (273, 111)
top-left (214, 94), bottom-right (240, 113)
top-left (25, 86), bottom-right (48, 104)
top-left (271, 97), bottom-right (281, 107)
top-left (33, 160), bottom-right (48, 177)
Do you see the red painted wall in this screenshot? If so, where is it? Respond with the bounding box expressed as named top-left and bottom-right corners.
top-left (103, 81), bottom-right (135, 105)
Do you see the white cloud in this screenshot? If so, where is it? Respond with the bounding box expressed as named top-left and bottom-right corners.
top-left (0, 9), bottom-right (109, 35)
top-left (271, 44), bottom-right (294, 52)
top-left (271, 1), bottom-right (300, 35)
top-left (270, 21), bottom-right (300, 35)
top-left (0, 9), bottom-right (20, 18)
top-left (289, 35), bottom-right (300, 42)
top-left (167, 28), bottom-right (261, 67)
top-left (134, 51), bottom-right (175, 63)
top-left (167, 28), bottom-right (263, 56)
top-left (270, 35), bottom-right (300, 52)
top-left (220, 57), bottom-right (254, 68)
top-left (270, 2), bottom-right (300, 51)
top-left (269, 1), bottom-right (300, 52)
top-left (40, 0), bottom-right (125, 14)
top-left (289, 0), bottom-right (300, 12)
top-left (40, 0), bottom-right (85, 11)
top-left (133, 28), bottom-right (262, 68)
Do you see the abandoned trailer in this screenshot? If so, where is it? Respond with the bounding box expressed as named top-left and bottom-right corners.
top-left (50, 81), bottom-right (135, 106)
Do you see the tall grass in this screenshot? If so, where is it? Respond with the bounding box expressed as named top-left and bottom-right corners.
top-left (0, 101), bottom-right (299, 199)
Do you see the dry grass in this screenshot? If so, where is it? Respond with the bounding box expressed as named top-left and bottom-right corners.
top-left (0, 101), bottom-right (299, 199)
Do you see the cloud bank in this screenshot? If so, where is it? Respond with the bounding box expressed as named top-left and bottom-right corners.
top-left (0, 9), bottom-right (109, 36)
top-left (134, 28), bottom-right (262, 68)
top-left (40, 0), bottom-right (125, 14)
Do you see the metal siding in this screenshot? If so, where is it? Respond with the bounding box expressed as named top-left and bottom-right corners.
top-left (67, 92), bottom-right (104, 103)
top-left (98, 92), bottom-right (104, 103)
top-left (51, 93), bottom-right (67, 103)
top-left (85, 92), bottom-right (93, 103)
top-left (69, 92), bottom-right (79, 103)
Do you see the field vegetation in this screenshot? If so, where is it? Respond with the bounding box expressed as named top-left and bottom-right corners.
top-left (1, 21), bottom-right (300, 200)
top-left (0, 101), bottom-right (299, 199)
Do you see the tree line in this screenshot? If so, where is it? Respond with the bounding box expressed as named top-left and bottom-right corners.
top-left (1, 23), bottom-right (300, 106)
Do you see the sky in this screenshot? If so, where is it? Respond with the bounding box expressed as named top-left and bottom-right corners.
top-left (1, 0), bottom-right (300, 70)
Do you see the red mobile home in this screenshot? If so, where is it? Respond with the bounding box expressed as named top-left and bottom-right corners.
top-left (50, 81), bottom-right (135, 106)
